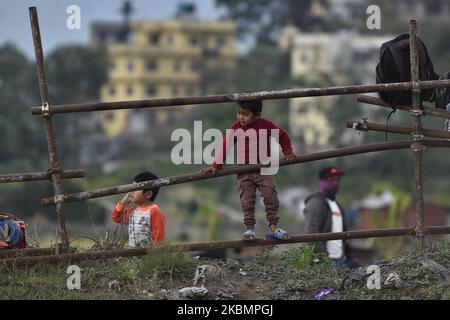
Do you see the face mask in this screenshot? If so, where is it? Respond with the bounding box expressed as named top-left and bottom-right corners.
top-left (319, 179), bottom-right (340, 200)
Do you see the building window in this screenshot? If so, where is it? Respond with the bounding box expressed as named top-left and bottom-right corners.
top-left (105, 112), bottom-right (115, 121)
top-left (127, 61), bottom-right (134, 72)
top-left (127, 32), bottom-right (135, 44)
top-left (146, 60), bottom-right (158, 71)
top-left (298, 52), bottom-right (311, 64)
top-left (186, 87), bottom-right (195, 96)
top-left (149, 33), bottom-right (161, 45)
top-left (109, 86), bottom-right (116, 96)
top-left (217, 36), bottom-right (226, 48)
top-left (174, 61), bottom-right (181, 72)
top-left (190, 35), bottom-right (199, 47)
top-left (190, 61), bottom-right (200, 73)
top-left (297, 107), bottom-right (307, 115)
top-left (301, 53), bottom-right (308, 64)
top-left (98, 32), bottom-right (107, 44)
top-left (126, 85), bottom-right (133, 96)
top-left (354, 50), bottom-right (372, 63)
top-left (172, 86), bottom-right (179, 97)
top-left (147, 85), bottom-right (157, 97)
top-left (167, 35), bottom-right (174, 46)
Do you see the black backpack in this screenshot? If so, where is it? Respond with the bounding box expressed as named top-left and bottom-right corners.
top-left (376, 34), bottom-right (439, 107)
top-left (433, 71), bottom-right (450, 109)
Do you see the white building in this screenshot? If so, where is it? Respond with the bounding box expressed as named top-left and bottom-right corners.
top-left (285, 29), bottom-right (393, 150)
top-left (290, 31), bottom-right (392, 83)
top-left (375, 0), bottom-right (450, 23)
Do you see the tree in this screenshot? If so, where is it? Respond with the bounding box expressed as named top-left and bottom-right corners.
top-left (199, 201), bottom-right (221, 241)
top-left (0, 43), bottom-right (43, 165)
top-left (45, 45), bottom-right (108, 105)
top-left (215, 0), bottom-right (316, 43)
top-left (0, 44), bottom-right (108, 222)
top-left (202, 44), bottom-right (292, 130)
top-left (45, 45), bottom-right (108, 167)
top-left (369, 182), bottom-right (411, 259)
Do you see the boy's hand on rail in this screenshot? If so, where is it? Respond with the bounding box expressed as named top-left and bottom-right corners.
top-left (285, 153), bottom-right (300, 163)
top-left (201, 166), bottom-right (219, 176)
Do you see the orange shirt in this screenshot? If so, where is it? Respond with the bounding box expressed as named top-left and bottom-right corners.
top-left (112, 202), bottom-right (166, 246)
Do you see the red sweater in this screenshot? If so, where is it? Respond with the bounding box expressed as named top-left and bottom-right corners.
top-left (212, 117), bottom-right (294, 169)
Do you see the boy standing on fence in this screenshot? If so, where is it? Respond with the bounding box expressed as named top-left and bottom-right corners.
top-left (201, 100), bottom-right (298, 241)
top-left (112, 171), bottom-right (166, 247)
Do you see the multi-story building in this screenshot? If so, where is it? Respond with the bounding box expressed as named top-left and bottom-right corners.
top-left (283, 29), bottom-right (392, 150)
top-left (91, 8), bottom-right (237, 137)
top-left (374, 0), bottom-right (450, 23)
top-left (289, 31), bottom-right (392, 83)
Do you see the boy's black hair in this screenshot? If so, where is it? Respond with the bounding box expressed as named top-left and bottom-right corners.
top-left (237, 100), bottom-right (262, 114)
top-left (133, 171), bottom-right (159, 201)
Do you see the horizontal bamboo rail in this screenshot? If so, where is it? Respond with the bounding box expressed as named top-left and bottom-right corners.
top-left (0, 247), bottom-right (57, 258)
top-left (41, 139), bottom-right (450, 207)
top-left (0, 169), bottom-right (85, 183)
top-left (1, 226), bottom-right (449, 267)
top-left (41, 140), bottom-right (420, 206)
top-left (346, 120), bottom-right (450, 139)
top-left (357, 95), bottom-right (450, 119)
top-left (31, 80), bottom-right (450, 115)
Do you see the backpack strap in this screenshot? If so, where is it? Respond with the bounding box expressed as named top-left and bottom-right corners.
top-left (385, 107), bottom-right (397, 142)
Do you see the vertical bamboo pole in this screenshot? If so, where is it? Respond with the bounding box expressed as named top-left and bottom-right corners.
top-left (29, 7), bottom-right (70, 251)
top-left (409, 20), bottom-right (425, 252)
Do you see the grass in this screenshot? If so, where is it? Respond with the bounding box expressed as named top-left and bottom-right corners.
top-left (0, 249), bottom-right (198, 300)
top-left (280, 244), bottom-right (331, 269)
top-left (338, 241), bottom-right (450, 300)
top-left (0, 241), bottom-right (449, 299)
top-left (247, 245), bottom-right (345, 299)
top-left (243, 242), bottom-right (450, 300)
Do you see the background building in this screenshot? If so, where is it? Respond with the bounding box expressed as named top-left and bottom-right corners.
top-left (375, 0), bottom-right (450, 23)
top-left (284, 29), bottom-right (392, 150)
top-left (288, 31), bottom-right (392, 84)
top-left (91, 3), bottom-right (237, 137)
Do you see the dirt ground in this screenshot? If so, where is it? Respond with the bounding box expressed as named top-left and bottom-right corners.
top-left (0, 241), bottom-right (449, 300)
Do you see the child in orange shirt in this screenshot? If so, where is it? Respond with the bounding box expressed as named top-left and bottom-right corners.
top-left (112, 172), bottom-right (166, 247)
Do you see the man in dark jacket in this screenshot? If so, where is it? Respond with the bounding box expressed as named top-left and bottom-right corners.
top-left (304, 167), bottom-right (358, 268)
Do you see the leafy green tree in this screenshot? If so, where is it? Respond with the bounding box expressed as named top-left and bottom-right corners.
top-left (0, 44), bottom-right (108, 223)
top-left (45, 45), bottom-right (108, 168)
top-left (202, 44), bottom-right (292, 130)
top-left (369, 182), bottom-right (411, 259)
top-left (198, 201), bottom-right (221, 241)
top-left (46, 45), bottom-right (108, 105)
top-left (215, 0), bottom-right (315, 43)
top-left (0, 43), bottom-right (43, 164)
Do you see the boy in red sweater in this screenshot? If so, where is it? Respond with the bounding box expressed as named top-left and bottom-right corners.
top-left (202, 100), bottom-right (298, 241)
top-left (112, 171), bottom-right (166, 247)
